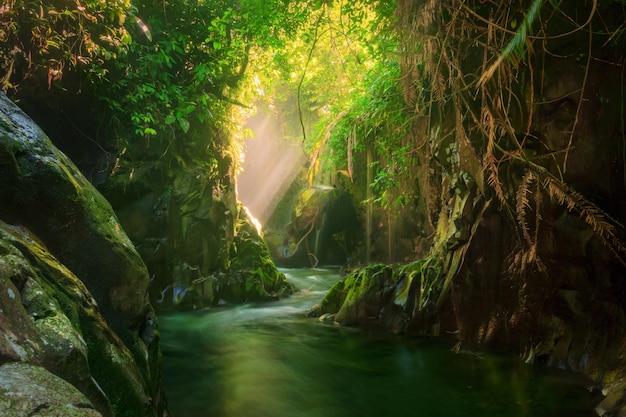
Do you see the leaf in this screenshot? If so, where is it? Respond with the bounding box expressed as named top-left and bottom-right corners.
top-left (478, 0), bottom-right (542, 86)
top-left (165, 114), bottom-right (176, 124)
top-left (178, 117), bottom-right (190, 133)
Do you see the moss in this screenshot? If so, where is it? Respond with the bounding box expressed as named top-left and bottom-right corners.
top-left (220, 207), bottom-right (296, 303)
top-left (310, 260), bottom-right (442, 331)
top-left (309, 280), bottom-right (346, 316)
top-left (82, 318), bottom-right (153, 417)
top-left (0, 363), bottom-right (102, 417)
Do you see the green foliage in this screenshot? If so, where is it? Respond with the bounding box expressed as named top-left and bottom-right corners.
top-left (398, 257), bottom-right (441, 311)
top-left (1, 0), bottom-right (319, 185)
top-left (313, 59), bottom-right (413, 208)
top-left (104, 0), bottom-right (315, 141)
top-left (250, 0), bottom-right (406, 208)
top-left (502, 0), bottom-right (542, 64)
top-left (0, 0), bottom-right (131, 92)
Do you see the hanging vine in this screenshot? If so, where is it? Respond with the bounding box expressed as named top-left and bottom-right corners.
top-left (394, 0), bottom-right (626, 273)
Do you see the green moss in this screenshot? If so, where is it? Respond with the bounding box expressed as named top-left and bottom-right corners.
top-left (221, 207), bottom-right (296, 303)
top-left (82, 318), bottom-right (153, 417)
top-left (311, 260), bottom-right (443, 329)
top-left (311, 280), bottom-right (346, 316)
top-left (0, 363), bottom-right (101, 417)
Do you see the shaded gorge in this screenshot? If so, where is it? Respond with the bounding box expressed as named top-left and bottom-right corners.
top-left (160, 269), bottom-right (599, 417)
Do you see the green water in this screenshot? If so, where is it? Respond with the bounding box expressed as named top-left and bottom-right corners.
top-left (159, 269), bottom-right (599, 417)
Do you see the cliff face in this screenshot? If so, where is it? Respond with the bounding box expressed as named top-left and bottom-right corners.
top-left (0, 93), bottom-right (166, 416)
top-left (310, 1), bottom-right (626, 415)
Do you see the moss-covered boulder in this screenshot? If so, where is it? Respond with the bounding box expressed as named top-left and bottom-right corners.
top-left (106, 157), bottom-right (293, 309)
top-left (0, 93), bottom-right (165, 416)
top-left (0, 222), bottom-right (159, 416)
top-left (309, 260), bottom-right (441, 332)
top-left (219, 207), bottom-right (296, 304)
top-left (0, 362), bottom-right (102, 417)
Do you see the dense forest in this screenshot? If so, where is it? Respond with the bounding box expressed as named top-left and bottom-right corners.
top-left (1, 0), bottom-right (626, 415)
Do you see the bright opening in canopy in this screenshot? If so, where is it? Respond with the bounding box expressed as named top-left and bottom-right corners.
top-left (236, 107), bottom-right (306, 229)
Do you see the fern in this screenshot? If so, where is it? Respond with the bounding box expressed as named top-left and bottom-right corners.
top-left (482, 107), bottom-right (506, 203)
top-left (516, 170), bottom-right (534, 245)
top-left (542, 175), bottom-right (626, 265)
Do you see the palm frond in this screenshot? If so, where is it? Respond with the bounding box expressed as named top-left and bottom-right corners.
top-left (478, 0), bottom-right (543, 86)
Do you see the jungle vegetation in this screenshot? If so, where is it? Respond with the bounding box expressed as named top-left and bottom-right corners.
top-left (2, 0), bottom-right (626, 279)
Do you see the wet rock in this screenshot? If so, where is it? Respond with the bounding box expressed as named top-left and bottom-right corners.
top-left (0, 93), bottom-right (166, 416)
top-left (0, 362), bottom-right (102, 417)
top-left (0, 221), bottom-right (161, 416)
top-left (318, 313), bottom-right (336, 323)
top-left (219, 210), bottom-right (296, 304)
top-left (309, 262), bottom-right (438, 333)
top-left (596, 378), bottom-right (626, 417)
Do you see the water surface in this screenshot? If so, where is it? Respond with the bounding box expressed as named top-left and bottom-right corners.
top-left (160, 268), bottom-right (599, 417)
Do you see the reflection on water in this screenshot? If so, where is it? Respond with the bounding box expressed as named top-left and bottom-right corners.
top-left (160, 269), bottom-right (599, 417)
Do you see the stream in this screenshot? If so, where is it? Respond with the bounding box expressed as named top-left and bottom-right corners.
top-left (159, 268), bottom-right (599, 417)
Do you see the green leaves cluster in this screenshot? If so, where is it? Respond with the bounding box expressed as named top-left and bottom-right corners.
top-left (1, 0), bottom-right (319, 171)
top-left (1, 0), bottom-right (410, 205)
top-left (247, 0), bottom-right (407, 208)
top-left (318, 60), bottom-right (413, 208)
top-left (97, 0), bottom-right (320, 179)
top-left (0, 0), bottom-right (131, 92)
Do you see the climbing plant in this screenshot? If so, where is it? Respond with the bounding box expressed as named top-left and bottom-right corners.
top-left (311, 59), bottom-right (413, 208)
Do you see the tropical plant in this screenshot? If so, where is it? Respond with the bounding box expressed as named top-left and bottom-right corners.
top-left (0, 0), bottom-right (131, 93)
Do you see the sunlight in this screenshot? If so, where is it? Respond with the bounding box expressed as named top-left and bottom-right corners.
top-left (236, 107), bottom-right (307, 228)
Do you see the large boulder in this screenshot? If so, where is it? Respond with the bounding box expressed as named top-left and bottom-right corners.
top-left (308, 260), bottom-right (441, 333)
top-left (0, 93), bottom-right (165, 416)
top-left (219, 209), bottom-right (296, 304)
top-left (0, 362), bottom-right (102, 417)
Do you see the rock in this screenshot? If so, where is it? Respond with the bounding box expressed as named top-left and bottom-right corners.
top-left (0, 221), bottom-right (158, 416)
top-left (318, 313), bottom-right (336, 323)
top-left (107, 162), bottom-right (292, 309)
top-left (596, 379), bottom-right (626, 417)
top-left (219, 208), bottom-right (296, 304)
top-left (0, 93), bottom-right (153, 355)
top-left (309, 262), bottom-right (436, 333)
top-left (0, 362), bottom-right (102, 417)
top-left (0, 93), bottom-right (166, 416)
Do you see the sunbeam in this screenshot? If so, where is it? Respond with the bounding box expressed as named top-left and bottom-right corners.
top-left (236, 107), bottom-right (307, 228)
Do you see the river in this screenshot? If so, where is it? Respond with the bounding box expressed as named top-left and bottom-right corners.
top-left (159, 268), bottom-right (599, 417)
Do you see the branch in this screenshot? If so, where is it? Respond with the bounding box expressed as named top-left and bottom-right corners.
top-left (297, 7), bottom-right (328, 157)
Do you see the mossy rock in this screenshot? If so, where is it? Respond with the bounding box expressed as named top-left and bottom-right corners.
top-left (219, 207), bottom-right (296, 304)
top-left (0, 221), bottom-right (161, 416)
top-left (0, 94), bottom-right (165, 416)
top-left (0, 363), bottom-right (102, 417)
top-left (310, 260), bottom-right (441, 332)
top-left (0, 93), bottom-right (152, 352)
